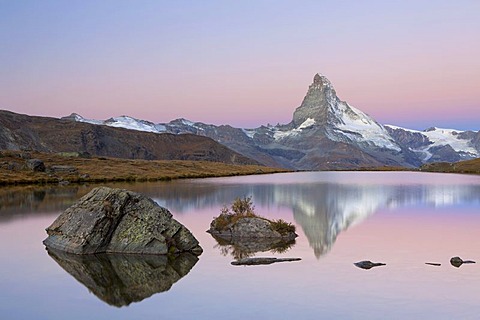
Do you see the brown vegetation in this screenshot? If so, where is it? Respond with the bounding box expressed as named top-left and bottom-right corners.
top-left (211, 196), bottom-right (296, 235)
top-left (0, 151), bottom-right (289, 186)
top-left (420, 158), bottom-right (480, 174)
top-left (355, 165), bottom-right (412, 172)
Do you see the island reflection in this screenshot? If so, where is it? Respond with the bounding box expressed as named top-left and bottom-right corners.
top-left (211, 234), bottom-right (296, 260)
top-left (46, 248), bottom-right (199, 307)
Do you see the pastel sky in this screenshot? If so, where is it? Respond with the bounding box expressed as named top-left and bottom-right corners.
top-left (1, 0), bottom-right (479, 130)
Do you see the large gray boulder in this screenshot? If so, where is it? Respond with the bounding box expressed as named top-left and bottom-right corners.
top-left (43, 187), bottom-right (202, 255)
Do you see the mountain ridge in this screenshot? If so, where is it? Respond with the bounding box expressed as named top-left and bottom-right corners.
top-left (3, 74), bottom-right (478, 170)
top-left (0, 110), bottom-right (260, 165)
top-left (61, 73), bottom-right (479, 169)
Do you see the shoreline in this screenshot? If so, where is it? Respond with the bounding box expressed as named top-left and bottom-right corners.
top-left (0, 151), bottom-right (290, 187)
top-left (1, 151), bottom-right (478, 187)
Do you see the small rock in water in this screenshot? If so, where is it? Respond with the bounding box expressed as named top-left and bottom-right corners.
top-left (354, 260), bottom-right (386, 270)
top-left (425, 262), bottom-right (441, 267)
top-left (231, 257), bottom-right (301, 266)
top-left (450, 256), bottom-right (476, 268)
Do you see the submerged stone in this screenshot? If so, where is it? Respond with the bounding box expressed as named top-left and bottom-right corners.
top-left (231, 257), bottom-right (301, 266)
top-left (43, 186), bottom-right (202, 255)
top-left (425, 262), bottom-right (441, 267)
top-left (450, 256), bottom-right (476, 268)
top-left (354, 260), bottom-right (386, 270)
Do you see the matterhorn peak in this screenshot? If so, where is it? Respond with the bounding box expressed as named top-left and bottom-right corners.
top-left (312, 73), bottom-right (334, 90)
top-left (292, 73), bottom-right (338, 126)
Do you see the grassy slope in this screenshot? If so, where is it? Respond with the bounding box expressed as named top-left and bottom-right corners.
top-left (419, 158), bottom-right (480, 174)
top-left (0, 151), bottom-right (289, 186)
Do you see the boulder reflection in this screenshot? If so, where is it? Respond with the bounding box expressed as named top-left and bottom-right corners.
top-left (211, 234), bottom-right (296, 260)
top-left (46, 248), bottom-right (198, 307)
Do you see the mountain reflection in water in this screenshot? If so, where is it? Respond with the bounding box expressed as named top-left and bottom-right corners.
top-left (46, 249), bottom-right (199, 307)
top-left (3, 173), bottom-right (480, 259)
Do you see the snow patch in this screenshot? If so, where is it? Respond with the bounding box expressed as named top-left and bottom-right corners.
top-left (74, 116), bottom-right (103, 125)
top-left (386, 125), bottom-right (478, 158)
top-left (105, 116), bottom-right (158, 133)
top-left (332, 102), bottom-right (402, 151)
top-left (242, 129), bottom-right (256, 139)
top-left (181, 119), bottom-right (195, 126)
top-left (274, 118), bottom-right (316, 140)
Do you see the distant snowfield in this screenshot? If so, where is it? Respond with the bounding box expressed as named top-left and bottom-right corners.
top-left (386, 125), bottom-right (479, 160)
top-left (104, 116), bottom-right (159, 133)
top-left (332, 102), bottom-right (402, 152)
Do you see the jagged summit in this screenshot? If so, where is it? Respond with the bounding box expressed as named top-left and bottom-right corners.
top-left (292, 73), bottom-right (338, 127)
top-left (312, 73), bottom-right (334, 89)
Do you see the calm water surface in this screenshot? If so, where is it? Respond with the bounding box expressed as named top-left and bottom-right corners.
top-left (1, 172), bottom-right (480, 319)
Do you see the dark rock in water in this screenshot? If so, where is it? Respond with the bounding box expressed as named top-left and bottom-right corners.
top-left (450, 256), bottom-right (476, 268)
top-left (46, 247), bottom-right (198, 307)
top-left (425, 262), bottom-right (441, 267)
top-left (26, 159), bottom-right (45, 172)
top-left (208, 216), bottom-right (297, 241)
top-left (43, 186), bottom-right (202, 255)
top-left (450, 257), bottom-right (463, 268)
top-left (354, 260), bottom-right (386, 270)
top-left (231, 257), bottom-right (301, 266)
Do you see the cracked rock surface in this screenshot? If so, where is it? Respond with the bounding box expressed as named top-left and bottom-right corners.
top-left (43, 187), bottom-right (202, 255)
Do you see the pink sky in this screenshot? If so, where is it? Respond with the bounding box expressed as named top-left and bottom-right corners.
top-left (1, 1), bottom-right (479, 130)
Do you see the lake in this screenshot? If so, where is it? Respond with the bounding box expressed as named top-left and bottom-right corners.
top-left (1, 171), bottom-right (480, 319)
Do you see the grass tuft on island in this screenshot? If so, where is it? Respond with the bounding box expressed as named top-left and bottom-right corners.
top-left (0, 151), bottom-right (290, 186)
top-left (212, 196), bottom-right (296, 236)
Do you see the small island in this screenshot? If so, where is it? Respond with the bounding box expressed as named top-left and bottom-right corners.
top-left (207, 196), bottom-right (298, 241)
top-left (207, 198), bottom-right (301, 266)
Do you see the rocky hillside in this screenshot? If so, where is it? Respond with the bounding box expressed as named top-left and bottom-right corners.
top-left (0, 110), bottom-right (260, 165)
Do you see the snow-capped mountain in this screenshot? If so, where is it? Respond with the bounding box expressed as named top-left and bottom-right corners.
top-left (289, 74), bottom-right (401, 152)
top-left (63, 74), bottom-right (479, 169)
top-left (64, 113), bottom-right (161, 133)
top-left (386, 125), bottom-right (480, 163)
